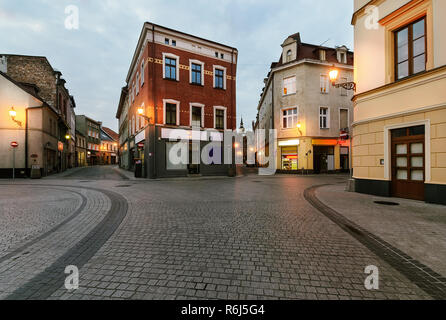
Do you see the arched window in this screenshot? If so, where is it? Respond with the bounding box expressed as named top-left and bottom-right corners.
top-left (286, 50), bottom-right (292, 63)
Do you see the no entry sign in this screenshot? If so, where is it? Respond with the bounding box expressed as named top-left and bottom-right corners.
top-left (10, 141), bottom-right (19, 148)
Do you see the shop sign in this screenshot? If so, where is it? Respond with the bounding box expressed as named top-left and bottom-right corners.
top-left (312, 139), bottom-right (338, 146)
top-left (135, 130), bottom-right (146, 144)
top-left (278, 140), bottom-right (299, 147)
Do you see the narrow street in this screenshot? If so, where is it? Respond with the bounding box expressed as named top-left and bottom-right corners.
top-left (0, 166), bottom-right (439, 300)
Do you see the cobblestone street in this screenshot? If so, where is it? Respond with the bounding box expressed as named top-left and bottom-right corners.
top-left (0, 166), bottom-right (442, 300)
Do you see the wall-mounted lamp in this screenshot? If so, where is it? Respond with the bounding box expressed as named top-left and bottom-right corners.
top-left (297, 122), bottom-right (302, 136)
top-left (329, 65), bottom-right (356, 91)
top-left (9, 107), bottom-right (22, 127)
top-left (137, 107), bottom-right (152, 122)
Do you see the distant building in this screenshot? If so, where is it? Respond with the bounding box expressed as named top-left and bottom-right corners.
top-left (255, 33), bottom-right (353, 173)
top-left (352, 0), bottom-right (446, 204)
top-left (76, 115), bottom-right (101, 166)
top-left (75, 130), bottom-right (87, 167)
top-left (121, 22), bottom-right (238, 178)
top-left (116, 86), bottom-right (130, 170)
top-left (100, 127), bottom-right (119, 165)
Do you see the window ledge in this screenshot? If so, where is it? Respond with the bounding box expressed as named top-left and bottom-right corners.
top-left (190, 82), bottom-right (204, 87)
top-left (214, 87), bottom-right (226, 91)
top-left (163, 78), bottom-right (179, 82)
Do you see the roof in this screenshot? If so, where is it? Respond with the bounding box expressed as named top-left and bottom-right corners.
top-left (0, 70), bottom-right (56, 113)
top-left (126, 22), bottom-right (238, 82)
top-left (101, 127), bottom-right (119, 141)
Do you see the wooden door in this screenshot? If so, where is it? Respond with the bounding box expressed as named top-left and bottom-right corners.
top-left (391, 129), bottom-right (425, 200)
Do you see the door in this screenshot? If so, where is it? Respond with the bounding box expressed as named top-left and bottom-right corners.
top-left (391, 126), bottom-right (425, 201)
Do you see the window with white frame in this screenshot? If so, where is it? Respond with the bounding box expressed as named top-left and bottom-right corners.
top-left (163, 99), bottom-right (180, 126)
top-left (214, 106), bottom-right (226, 130)
top-left (339, 108), bottom-right (349, 130)
top-left (213, 66), bottom-right (226, 89)
top-left (286, 50), bottom-right (292, 63)
top-left (132, 115), bottom-right (135, 135)
top-left (282, 107), bottom-right (298, 129)
top-left (320, 74), bottom-right (329, 94)
top-left (136, 73), bottom-right (139, 94)
top-left (283, 76), bottom-right (296, 95)
top-left (320, 107), bottom-right (330, 129)
top-left (190, 103), bottom-right (204, 128)
top-left (319, 49), bottom-right (326, 61)
top-left (190, 60), bottom-right (204, 85)
top-left (163, 53), bottom-right (179, 81)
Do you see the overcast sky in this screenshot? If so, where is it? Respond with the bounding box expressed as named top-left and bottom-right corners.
top-left (0, 0), bottom-right (354, 131)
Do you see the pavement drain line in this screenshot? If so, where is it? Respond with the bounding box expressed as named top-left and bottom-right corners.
top-left (2, 184), bottom-right (129, 300)
top-left (304, 184), bottom-right (446, 300)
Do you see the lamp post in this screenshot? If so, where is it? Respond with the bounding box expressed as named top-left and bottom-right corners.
top-left (329, 65), bottom-right (356, 190)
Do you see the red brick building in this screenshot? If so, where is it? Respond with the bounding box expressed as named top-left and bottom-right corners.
top-left (123, 22), bottom-right (238, 178)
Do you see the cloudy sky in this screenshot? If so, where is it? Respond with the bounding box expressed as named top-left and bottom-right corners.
top-left (1, 0), bottom-right (354, 131)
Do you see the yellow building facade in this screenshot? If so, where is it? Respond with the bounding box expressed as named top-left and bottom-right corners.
top-left (352, 0), bottom-right (446, 204)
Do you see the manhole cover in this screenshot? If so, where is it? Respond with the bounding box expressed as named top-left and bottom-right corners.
top-left (374, 201), bottom-right (400, 206)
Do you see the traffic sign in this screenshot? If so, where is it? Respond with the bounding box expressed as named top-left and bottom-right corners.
top-left (10, 141), bottom-right (18, 148)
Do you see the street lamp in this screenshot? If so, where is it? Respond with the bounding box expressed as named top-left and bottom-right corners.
top-left (296, 122), bottom-right (302, 136)
top-left (9, 107), bottom-right (22, 127)
top-left (137, 107), bottom-right (152, 122)
top-left (329, 65), bottom-right (356, 91)
top-left (65, 134), bottom-right (71, 140)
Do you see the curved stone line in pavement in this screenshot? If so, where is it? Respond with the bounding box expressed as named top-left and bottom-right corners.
top-left (4, 185), bottom-right (129, 300)
top-left (304, 184), bottom-right (446, 300)
top-left (0, 186), bottom-right (87, 265)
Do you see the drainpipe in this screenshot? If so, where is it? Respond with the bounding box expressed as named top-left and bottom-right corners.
top-left (151, 24), bottom-right (157, 179)
top-left (25, 108), bottom-right (29, 177)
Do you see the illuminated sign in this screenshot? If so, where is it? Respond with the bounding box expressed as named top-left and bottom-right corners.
top-left (312, 139), bottom-right (338, 146)
top-left (58, 142), bottom-right (64, 151)
top-left (278, 140), bottom-right (300, 147)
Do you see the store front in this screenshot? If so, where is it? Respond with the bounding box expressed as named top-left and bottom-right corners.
top-left (278, 140), bottom-right (300, 171)
top-left (281, 146), bottom-right (298, 170)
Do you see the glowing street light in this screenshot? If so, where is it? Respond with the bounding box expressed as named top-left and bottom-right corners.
top-left (9, 107), bottom-right (17, 118)
top-left (329, 64), bottom-right (356, 91)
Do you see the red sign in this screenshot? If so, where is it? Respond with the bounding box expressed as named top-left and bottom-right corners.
top-left (137, 143), bottom-right (144, 149)
top-left (285, 155), bottom-right (298, 160)
top-left (10, 142), bottom-right (18, 148)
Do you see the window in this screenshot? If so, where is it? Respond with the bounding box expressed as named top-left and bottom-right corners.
top-left (282, 108), bottom-right (298, 129)
top-left (191, 105), bottom-right (203, 127)
top-left (395, 17), bottom-right (426, 80)
top-left (339, 109), bottom-right (349, 130)
top-left (319, 49), bottom-right (326, 61)
top-left (220, 53), bottom-right (224, 59)
top-left (320, 75), bottom-right (329, 93)
top-left (140, 61), bottom-right (145, 87)
top-left (165, 38), bottom-right (170, 45)
top-left (214, 68), bottom-right (225, 89)
top-left (283, 76), bottom-right (296, 95)
top-left (136, 73), bottom-right (139, 94)
top-left (165, 57), bottom-right (177, 80)
top-left (214, 106), bottom-right (226, 130)
top-left (165, 103), bottom-right (177, 125)
top-left (191, 63), bottom-right (202, 85)
top-left (286, 50), bottom-right (292, 63)
top-left (215, 52), bottom-right (219, 58)
top-left (172, 40), bottom-right (176, 46)
top-left (320, 107), bottom-right (329, 129)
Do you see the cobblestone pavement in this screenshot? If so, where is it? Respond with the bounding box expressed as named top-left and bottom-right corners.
top-left (0, 166), bottom-right (437, 300)
top-left (316, 184), bottom-right (446, 279)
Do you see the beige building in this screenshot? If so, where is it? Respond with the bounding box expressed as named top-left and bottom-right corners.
top-left (255, 33), bottom-right (354, 173)
top-left (352, 0), bottom-right (446, 204)
top-left (0, 71), bottom-right (59, 178)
